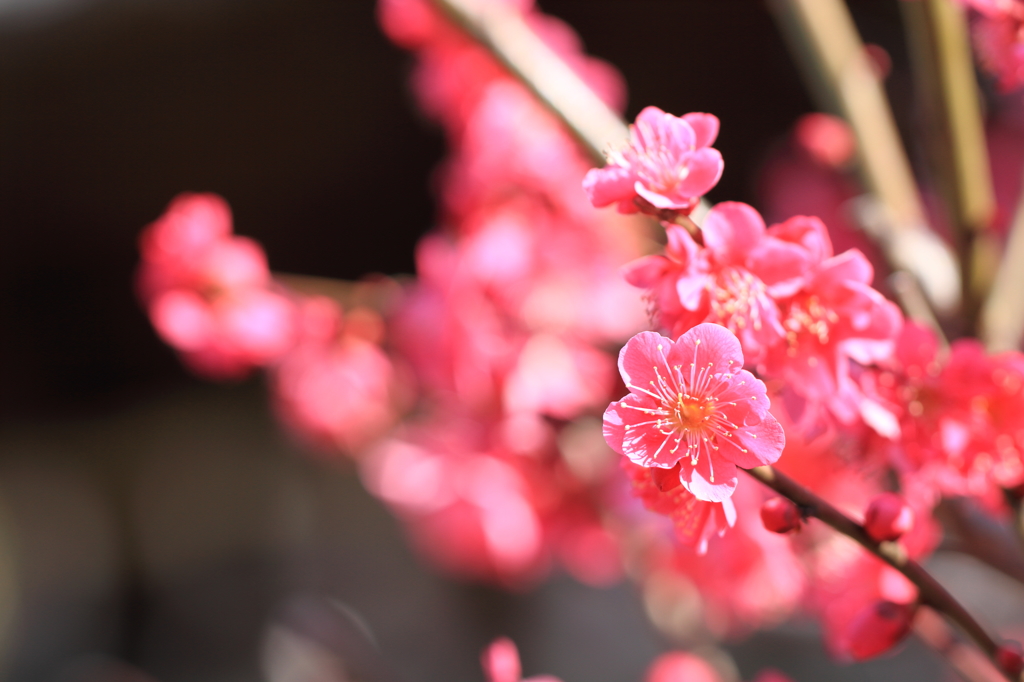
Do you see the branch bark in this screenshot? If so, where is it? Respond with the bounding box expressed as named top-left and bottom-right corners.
top-left (745, 465), bottom-right (1007, 676)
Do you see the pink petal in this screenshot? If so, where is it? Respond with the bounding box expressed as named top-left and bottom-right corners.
top-left (601, 402), bottom-right (627, 455)
top-left (583, 165), bottom-right (635, 208)
top-left (635, 182), bottom-right (694, 210)
top-left (746, 236), bottom-right (817, 296)
top-left (700, 202), bottom-right (766, 264)
top-left (675, 275), bottom-right (708, 311)
top-left (664, 224), bottom-right (702, 264)
top-left (682, 458), bottom-right (738, 503)
top-left (622, 255), bottom-right (670, 288)
top-left (726, 412), bottom-right (786, 468)
top-left (812, 249), bottom-right (874, 290)
top-left (617, 330), bottom-right (670, 390)
top-left (667, 323), bottom-right (744, 371)
top-left (677, 148), bottom-right (724, 197)
top-left (682, 113), bottom-right (720, 149)
top-left (767, 214), bottom-right (834, 263)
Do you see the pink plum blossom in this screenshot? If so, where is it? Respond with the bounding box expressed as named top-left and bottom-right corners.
top-left (623, 203), bottom-right (829, 363)
top-left (603, 324), bottom-right (785, 502)
top-left (584, 106), bottom-right (724, 216)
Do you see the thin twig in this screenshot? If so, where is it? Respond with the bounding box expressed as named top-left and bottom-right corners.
top-left (427, 0), bottom-right (707, 234)
top-left (272, 273), bottom-right (405, 313)
top-left (889, 271), bottom-right (949, 348)
top-left (937, 497), bottom-right (1024, 587)
top-left (767, 0), bottom-right (961, 315)
top-left (914, 607), bottom-right (1011, 682)
top-left (901, 0), bottom-right (997, 329)
top-left (429, 0), bottom-right (626, 164)
top-left (745, 465), bottom-right (1005, 674)
top-left (981, 164), bottom-right (1024, 352)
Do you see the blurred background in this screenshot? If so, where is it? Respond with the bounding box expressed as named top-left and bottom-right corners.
top-left (3, 0), bottom-right (1020, 680)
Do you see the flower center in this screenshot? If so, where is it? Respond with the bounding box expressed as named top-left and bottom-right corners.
top-left (677, 396), bottom-right (713, 429)
top-left (709, 266), bottom-right (770, 333)
top-left (784, 295), bottom-right (839, 354)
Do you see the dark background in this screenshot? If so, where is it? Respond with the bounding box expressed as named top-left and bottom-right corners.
top-left (2, 1), bottom-right (1009, 681)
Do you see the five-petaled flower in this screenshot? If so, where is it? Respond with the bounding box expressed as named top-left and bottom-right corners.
top-left (603, 324), bottom-right (785, 502)
top-left (584, 106), bottom-right (724, 216)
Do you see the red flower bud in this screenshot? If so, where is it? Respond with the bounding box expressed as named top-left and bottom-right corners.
top-left (996, 641), bottom-right (1024, 679)
top-left (864, 493), bottom-right (914, 542)
top-left (843, 600), bottom-right (916, 661)
top-left (760, 496), bottom-right (802, 534)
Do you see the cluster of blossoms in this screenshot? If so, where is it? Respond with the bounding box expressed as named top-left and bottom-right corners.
top-left (137, 193), bottom-right (405, 451)
top-left (358, 0), bottom-right (650, 587)
top-left (135, 0), bottom-right (1024, 676)
top-left (136, 193), bottom-right (300, 379)
top-left (957, 0), bottom-right (1024, 91)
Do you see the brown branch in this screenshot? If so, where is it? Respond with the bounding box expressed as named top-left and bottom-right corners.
top-left (744, 465), bottom-right (1006, 675)
top-left (937, 497), bottom-right (1024, 587)
top-left (426, 0), bottom-right (707, 238)
top-left (767, 0), bottom-right (961, 316)
top-left (980, 164), bottom-right (1024, 352)
top-left (901, 0), bottom-right (997, 329)
top-left (272, 273), bottom-right (405, 313)
top-left (915, 607), bottom-right (1011, 682)
top-left (428, 0), bottom-right (626, 164)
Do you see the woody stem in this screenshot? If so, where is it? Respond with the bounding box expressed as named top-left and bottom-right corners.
top-left (744, 465), bottom-right (1008, 678)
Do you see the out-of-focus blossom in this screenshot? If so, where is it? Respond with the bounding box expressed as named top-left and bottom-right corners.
top-left (482, 637), bottom-right (562, 682)
top-left (793, 113), bottom-right (856, 169)
top-left (958, 0), bottom-right (1024, 91)
top-left (603, 326), bottom-right (785, 502)
top-left (585, 107), bottom-right (723, 217)
top-left (861, 321), bottom-right (1024, 510)
top-left (838, 600), bottom-right (916, 661)
top-left (361, 414), bottom-right (622, 588)
top-left (271, 297), bottom-right (406, 456)
top-left (623, 460), bottom-right (736, 554)
top-left (644, 652), bottom-right (722, 682)
top-left (137, 193), bottom-right (299, 379)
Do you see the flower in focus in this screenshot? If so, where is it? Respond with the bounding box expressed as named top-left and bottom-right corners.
top-left (585, 106), bottom-right (723, 217)
top-left (604, 325), bottom-right (785, 502)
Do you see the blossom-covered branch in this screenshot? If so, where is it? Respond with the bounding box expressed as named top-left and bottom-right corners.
top-left (901, 0), bottom-right (997, 322)
top-left (427, 0), bottom-right (625, 163)
top-left (768, 0), bottom-right (962, 315)
top-left (744, 464), bottom-right (1007, 671)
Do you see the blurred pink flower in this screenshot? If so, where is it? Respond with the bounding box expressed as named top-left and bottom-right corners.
top-left (482, 638), bottom-right (562, 682)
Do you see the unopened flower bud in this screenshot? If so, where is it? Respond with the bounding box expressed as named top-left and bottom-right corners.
top-left (864, 493), bottom-right (914, 542)
top-left (843, 600), bottom-right (916, 661)
top-left (996, 641), bottom-right (1024, 679)
top-left (761, 496), bottom-right (801, 534)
